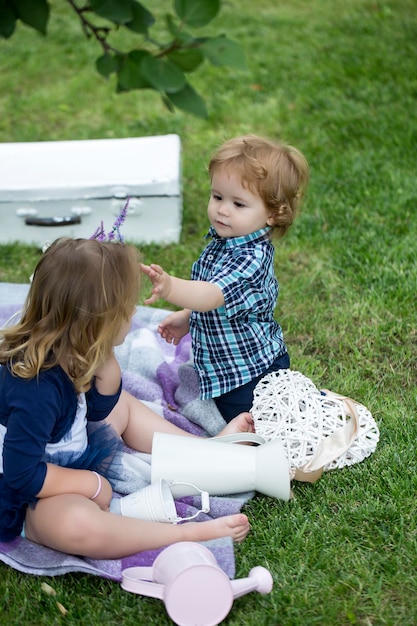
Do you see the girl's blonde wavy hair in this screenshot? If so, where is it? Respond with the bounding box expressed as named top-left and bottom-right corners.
top-left (0, 238), bottom-right (141, 393)
top-left (208, 134), bottom-right (309, 238)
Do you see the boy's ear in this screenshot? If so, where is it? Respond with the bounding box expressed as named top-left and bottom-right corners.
top-left (266, 214), bottom-right (275, 226)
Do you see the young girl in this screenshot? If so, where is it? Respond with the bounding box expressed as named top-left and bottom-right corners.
top-left (0, 237), bottom-right (252, 558)
top-left (142, 134), bottom-right (309, 422)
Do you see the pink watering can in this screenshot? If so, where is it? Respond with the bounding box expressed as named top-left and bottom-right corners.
top-left (121, 542), bottom-right (273, 626)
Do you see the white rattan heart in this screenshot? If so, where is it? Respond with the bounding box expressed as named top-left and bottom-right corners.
top-left (251, 370), bottom-right (379, 472)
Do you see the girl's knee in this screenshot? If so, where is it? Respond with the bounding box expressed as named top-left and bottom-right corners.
top-left (59, 504), bottom-right (97, 543)
top-left (26, 497), bottom-right (98, 549)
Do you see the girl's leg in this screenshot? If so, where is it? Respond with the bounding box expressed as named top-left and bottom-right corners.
top-left (25, 495), bottom-right (250, 559)
top-left (106, 390), bottom-right (254, 453)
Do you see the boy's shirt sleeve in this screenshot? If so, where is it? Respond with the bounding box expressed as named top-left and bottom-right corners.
top-left (211, 248), bottom-right (277, 319)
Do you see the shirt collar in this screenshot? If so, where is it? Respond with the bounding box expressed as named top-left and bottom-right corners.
top-left (207, 225), bottom-right (271, 247)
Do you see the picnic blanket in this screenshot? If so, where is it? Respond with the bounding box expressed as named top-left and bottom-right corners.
top-left (0, 282), bottom-right (251, 581)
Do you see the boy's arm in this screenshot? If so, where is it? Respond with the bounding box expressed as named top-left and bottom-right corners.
top-left (141, 263), bottom-right (224, 311)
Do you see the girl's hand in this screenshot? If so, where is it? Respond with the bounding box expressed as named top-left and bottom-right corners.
top-left (158, 310), bottom-right (190, 345)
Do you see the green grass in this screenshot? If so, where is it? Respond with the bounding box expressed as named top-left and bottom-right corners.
top-left (0, 0), bottom-right (416, 623)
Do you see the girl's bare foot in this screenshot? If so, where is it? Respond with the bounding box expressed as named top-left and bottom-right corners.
top-left (185, 513), bottom-right (250, 544)
top-left (217, 412), bottom-right (255, 437)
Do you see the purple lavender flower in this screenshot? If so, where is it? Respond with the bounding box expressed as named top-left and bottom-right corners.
top-left (107, 198), bottom-right (129, 243)
top-left (89, 220), bottom-right (106, 241)
top-left (89, 198), bottom-right (129, 242)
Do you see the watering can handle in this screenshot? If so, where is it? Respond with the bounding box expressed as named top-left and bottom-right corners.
top-left (167, 481), bottom-right (211, 521)
top-left (214, 433), bottom-right (266, 445)
top-left (121, 566), bottom-right (164, 599)
top-left (201, 489), bottom-right (210, 512)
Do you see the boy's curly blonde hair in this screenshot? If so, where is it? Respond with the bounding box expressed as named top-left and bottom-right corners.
top-left (208, 134), bottom-right (309, 238)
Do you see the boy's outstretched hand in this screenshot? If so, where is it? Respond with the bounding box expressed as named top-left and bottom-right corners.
top-left (141, 263), bottom-right (172, 305)
top-left (141, 262), bottom-right (223, 312)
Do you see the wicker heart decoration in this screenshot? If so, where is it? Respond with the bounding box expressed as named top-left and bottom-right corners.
top-left (251, 369), bottom-right (379, 473)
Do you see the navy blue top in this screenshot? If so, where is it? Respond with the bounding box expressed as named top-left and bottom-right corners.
top-left (0, 363), bottom-right (122, 540)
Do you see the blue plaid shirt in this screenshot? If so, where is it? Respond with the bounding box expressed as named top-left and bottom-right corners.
top-left (189, 226), bottom-right (287, 399)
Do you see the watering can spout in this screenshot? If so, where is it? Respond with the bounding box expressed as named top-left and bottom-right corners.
top-left (231, 566), bottom-right (274, 599)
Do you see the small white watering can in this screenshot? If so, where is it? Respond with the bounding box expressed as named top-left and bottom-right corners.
top-left (121, 542), bottom-right (273, 626)
top-left (119, 479), bottom-right (210, 523)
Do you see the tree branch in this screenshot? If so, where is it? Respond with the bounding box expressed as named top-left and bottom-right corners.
top-left (65, 0), bottom-right (116, 54)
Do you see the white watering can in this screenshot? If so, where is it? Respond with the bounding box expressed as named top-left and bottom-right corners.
top-left (119, 479), bottom-right (210, 523)
top-left (121, 542), bottom-right (273, 626)
top-left (151, 432), bottom-right (291, 501)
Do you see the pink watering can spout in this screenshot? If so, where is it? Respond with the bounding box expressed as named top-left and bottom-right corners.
top-left (231, 565), bottom-right (273, 599)
top-left (121, 542), bottom-right (273, 626)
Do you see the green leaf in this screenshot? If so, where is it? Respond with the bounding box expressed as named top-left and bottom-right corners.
top-left (168, 48), bottom-right (204, 72)
top-left (200, 35), bottom-right (246, 69)
top-left (140, 56), bottom-right (186, 94)
top-left (165, 14), bottom-right (194, 45)
top-left (116, 50), bottom-right (153, 91)
top-left (125, 1), bottom-right (155, 34)
top-left (174, 0), bottom-right (220, 27)
top-left (96, 53), bottom-right (118, 77)
top-left (13, 0), bottom-right (49, 35)
top-left (165, 13), bottom-right (181, 38)
top-left (89, 0), bottom-right (132, 25)
top-left (0, 0), bottom-right (17, 38)
top-left (167, 82), bottom-right (208, 118)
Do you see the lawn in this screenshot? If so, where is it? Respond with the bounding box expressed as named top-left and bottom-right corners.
top-left (0, 0), bottom-right (416, 624)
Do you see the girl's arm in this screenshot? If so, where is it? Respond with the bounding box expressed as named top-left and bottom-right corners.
top-left (93, 353), bottom-right (121, 396)
top-left (37, 464), bottom-right (112, 511)
top-left (141, 263), bottom-right (224, 311)
top-left (2, 371), bottom-right (114, 509)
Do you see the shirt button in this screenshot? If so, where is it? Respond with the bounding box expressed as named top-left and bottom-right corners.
top-left (207, 254), bottom-right (213, 260)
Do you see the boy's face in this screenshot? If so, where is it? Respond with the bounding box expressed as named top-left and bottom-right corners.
top-left (207, 166), bottom-right (273, 238)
